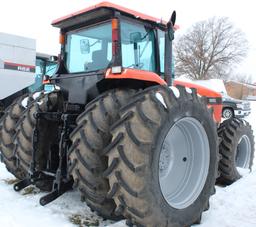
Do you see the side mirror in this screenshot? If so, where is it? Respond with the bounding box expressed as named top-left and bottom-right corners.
top-left (130, 32), bottom-right (142, 43)
top-left (167, 11), bottom-right (176, 41)
top-left (49, 56), bottom-right (58, 62)
top-left (170, 11), bottom-right (176, 26)
top-left (164, 10), bottom-right (176, 86)
top-left (80, 39), bottom-right (90, 54)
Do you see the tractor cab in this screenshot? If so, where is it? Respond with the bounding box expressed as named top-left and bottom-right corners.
top-left (51, 2), bottom-right (176, 105)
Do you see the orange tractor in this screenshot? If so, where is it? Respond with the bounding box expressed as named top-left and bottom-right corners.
top-left (0, 2), bottom-right (254, 226)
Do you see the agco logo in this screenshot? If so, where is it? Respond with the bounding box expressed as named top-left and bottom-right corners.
top-left (4, 62), bottom-right (35, 73)
top-left (17, 66), bottom-right (31, 72)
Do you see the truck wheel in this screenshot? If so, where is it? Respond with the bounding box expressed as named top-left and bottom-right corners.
top-left (14, 91), bottom-right (62, 190)
top-left (0, 95), bottom-right (31, 179)
top-left (105, 85), bottom-right (218, 227)
top-left (222, 108), bottom-right (234, 119)
top-left (68, 89), bottom-right (136, 220)
top-left (218, 118), bottom-right (255, 185)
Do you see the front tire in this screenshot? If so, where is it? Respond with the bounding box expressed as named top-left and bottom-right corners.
top-left (218, 118), bottom-right (255, 185)
top-left (105, 85), bottom-right (218, 227)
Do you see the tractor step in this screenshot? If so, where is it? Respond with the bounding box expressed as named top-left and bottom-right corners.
top-left (14, 178), bottom-right (31, 191)
top-left (39, 180), bottom-right (73, 206)
top-left (13, 171), bottom-right (53, 191)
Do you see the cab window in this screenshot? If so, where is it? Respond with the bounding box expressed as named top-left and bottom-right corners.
top-left (120, 20), bottom-right (156, 72)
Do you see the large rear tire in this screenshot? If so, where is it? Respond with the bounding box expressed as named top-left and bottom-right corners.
top-left (68, 89), bottom-right (136, 220)
top-left (105, 85), bottom-right (218, 227)
top-left (14, 91), bottom-right (62, 190)
top-left (0, 95), bottom-right (32, 179)
top-left (218, 118), bottom-right (255, 185)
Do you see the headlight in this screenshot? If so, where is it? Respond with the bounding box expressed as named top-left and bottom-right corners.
top-left (236, 103), bottom-right (244, 109)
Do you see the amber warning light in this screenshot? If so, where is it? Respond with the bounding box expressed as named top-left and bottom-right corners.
top-left (112, 18), bottom-right (119, 55)
top-left (59, 33), bottom-right (65, 45)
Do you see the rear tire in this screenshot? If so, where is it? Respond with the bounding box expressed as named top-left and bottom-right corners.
top-left (0, 95), bottom-right (32, 179)
top-left (218, 118), bottom-right (255, 185)
top-left (68, 89), bottom-right (136, 220)
top-left (14, 91), bottom-right (62, 190)
top-left (105, 85), bottom-right (218, 227)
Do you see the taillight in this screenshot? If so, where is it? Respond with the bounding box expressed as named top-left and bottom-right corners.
top-left (207, 97), bottom-right (222, 105)
top-left (43, 75), bottom-right (50, 84)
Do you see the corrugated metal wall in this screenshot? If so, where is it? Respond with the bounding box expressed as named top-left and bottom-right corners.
top-left (0, 32), bottom-right (36, 99)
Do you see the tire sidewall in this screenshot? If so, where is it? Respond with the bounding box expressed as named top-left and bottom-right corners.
top-left (149, 100), bottom-right (217, 224)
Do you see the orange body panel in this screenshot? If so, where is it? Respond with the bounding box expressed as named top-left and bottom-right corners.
top-left (174, 80), bottom-right (222, 123)
top-left (209, 104), bottom-right (222, 123)
top-left (105, 68), bottom-right (167, 85)
top-left (173, 80), bottom-right (221, 97)
top-left (105, 71), bottom-right (222, 122)
top-left (52, 1), bottom-right (165, 26)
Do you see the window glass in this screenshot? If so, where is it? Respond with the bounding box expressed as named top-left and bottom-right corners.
top-left (29, 58), bottom-right (45, 92)
top-left (158, 30), bottom-right (165, 74)
top-left (36, 58), bottom-right (45, 76)
top-left (66, 22), bottom-right (112, 73)
top-left (45, 61), bottom-right (57, 76)
top-left (121, 21), bottom-right (156, 72)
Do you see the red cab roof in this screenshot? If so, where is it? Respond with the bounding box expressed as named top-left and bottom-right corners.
top-left (52, 1), bottom-right (165, 26)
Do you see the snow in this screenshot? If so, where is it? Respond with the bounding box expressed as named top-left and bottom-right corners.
top-left (0, 102), bottom-right (255, 227)
top-left (194, 101), bottom-right (256, 227)
top-left (194, 79), bottom-right (227, 94)
top-left (175, 77), bottom-right (228, 94)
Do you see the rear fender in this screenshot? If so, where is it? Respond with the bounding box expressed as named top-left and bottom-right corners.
top-left (174, 80), bottom-right (223, 123)
top-left (105, 68), bottom-right (166, 85)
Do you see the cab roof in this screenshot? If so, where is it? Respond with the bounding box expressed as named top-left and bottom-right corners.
top-left (52, 1), bottom-right (166, 29)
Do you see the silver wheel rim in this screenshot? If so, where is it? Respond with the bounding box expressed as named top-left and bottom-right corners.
top-left (223, 109), bottom-right (232, 119)
top-left (159, 117), bottom-right (210, 209)
top-left (236, 135), bottom-right (251, 169)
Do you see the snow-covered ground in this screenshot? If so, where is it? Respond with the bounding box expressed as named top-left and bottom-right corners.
top-left (0, 102), bottom-right (255, 227)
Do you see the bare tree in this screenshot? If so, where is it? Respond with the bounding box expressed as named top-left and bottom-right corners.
top-left (175, 17), bottom-right (248, 80)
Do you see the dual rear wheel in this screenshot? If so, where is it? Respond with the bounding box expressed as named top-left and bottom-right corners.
top-left (4, 86), bottom-right (254, 226)
top-left (69, 85), bottom-right (218, 226)
top-left (0, 92), bottom-right (62, 191)
top-left (0, 95), bottom-right (29, 179)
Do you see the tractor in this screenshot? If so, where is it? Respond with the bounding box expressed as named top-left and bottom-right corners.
top-left (0, 2), bottom-right (254, 226)
top-left (0, 52), bottom-right (57, 179)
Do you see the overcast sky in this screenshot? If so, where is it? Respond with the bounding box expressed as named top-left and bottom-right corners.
top-left (1, 0), bottom-right (255, 82)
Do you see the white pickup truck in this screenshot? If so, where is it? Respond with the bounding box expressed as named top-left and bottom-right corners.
top-left (221, 92), bottom-right (251, 119)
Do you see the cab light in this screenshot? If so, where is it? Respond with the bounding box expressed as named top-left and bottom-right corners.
top-left (111, 66), bottom-right (122, 74)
